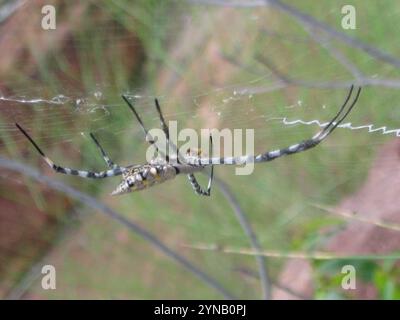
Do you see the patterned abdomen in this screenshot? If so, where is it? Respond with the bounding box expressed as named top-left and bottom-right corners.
top-left (111, 164), bottom-right (177, 195)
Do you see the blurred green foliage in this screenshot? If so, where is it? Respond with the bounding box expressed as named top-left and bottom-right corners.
top-left (1, 0), bottom-right (400, 299)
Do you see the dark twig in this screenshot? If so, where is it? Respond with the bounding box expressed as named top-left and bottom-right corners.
top-left (189, 0), bottom-right (400, 69)
top-left (214, 176), bottom-right (271, 300)
top-left (255, 54), bottom-right (400, 89)
top-left (189, 0), bottom-right (265, 7)
top-left (0, 0), bottom-right (26, 24)
top-left (220, 50), bottom-right (400, 91)
top-left (0, 156), bottom-right (234, 299)
top-left (234, 267), bottom-right (311, 300)
top-left (265, 0), bottom-right (400, 69)
top-left (302, 26), bottom-right (363, 80)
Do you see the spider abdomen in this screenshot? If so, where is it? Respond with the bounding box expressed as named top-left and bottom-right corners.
top-left (111, 164), bottom-right (177, 196)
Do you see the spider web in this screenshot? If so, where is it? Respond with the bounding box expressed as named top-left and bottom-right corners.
top-left (1, 0), bottom-right (400, 299)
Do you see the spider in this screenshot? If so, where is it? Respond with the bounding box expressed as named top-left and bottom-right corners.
top-left (15, 85), bottom-right (361, 196)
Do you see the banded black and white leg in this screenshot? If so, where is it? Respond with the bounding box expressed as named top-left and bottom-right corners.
top-left (89, 132), bottom-right (118, 169)
top-left (15, 123), bottom-right (126, 179)
top-left (154, 98), bottom-right (215, 196)
top-left (190, 85), bottom-right (361, 166)
top-left (122, 95), bottom-right (167, 160)
top-left (123, 96), bottom-right (180, 163)
top-left (253, 85), bottom-right (361, 163)
top-left (187, 135), bottom-right (214, 196)
top-left (122, 96), bottom-right (215, 196)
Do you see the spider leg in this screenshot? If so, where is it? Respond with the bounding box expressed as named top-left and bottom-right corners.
top-left (16, 123), bottom-right (125, 179)
top-left (121, 95), bottom-right (161, 154)
top-left (187, 135), bottom-right (214, 196)
top-left (155, 98), bottom-right (170, 141)
top-left (186, 86), bottom-right (361, 167)
top-left (154, 98), bottom-right (184, 163)
top-left (89, 132), bottom-right (118, 169)
top-left (122, 95), bottom-right (183, 163)
top-left (313, 85), bottom-right (359, 141)
top-left (188, 171), bottom-right (213, 196)
top-left (254, 85), bottom-right (361, 163)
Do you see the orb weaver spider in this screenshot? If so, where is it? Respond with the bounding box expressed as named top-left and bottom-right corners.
top-left (16, 85), bottom-right (361, 196)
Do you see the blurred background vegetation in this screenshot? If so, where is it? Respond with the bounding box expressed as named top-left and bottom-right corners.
top-left (1, 0), bottom-right (400, 299)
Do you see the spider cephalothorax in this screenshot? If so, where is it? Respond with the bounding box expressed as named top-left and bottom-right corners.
top-left (16, 86), bottom-right (361, 197)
